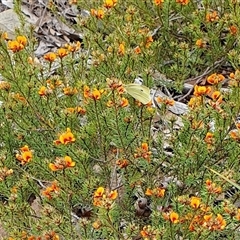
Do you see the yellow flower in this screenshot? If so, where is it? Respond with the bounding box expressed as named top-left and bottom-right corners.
top-left (193, 85), bottom-right (211, 97)
top-left (57, 48), bottom-right (68, 58)
top-left (94, 187), bottom-right (105, 198)
top-left (16, 36), bottom-right (27, 46)
top-left (104, 0), bottom-right (117, 8)
top-left (170, 212), bottom-right (179, 223)
top-left (188, 96), bottom-right (202, 108)
top-left (190, 196), bottom-right (201, 209)
top-left (38, 86), bottom-right (51, 96)
top-left (92, 220), bottom-right (102, 229)
top-left (92, 89), bottom-right (101, 100)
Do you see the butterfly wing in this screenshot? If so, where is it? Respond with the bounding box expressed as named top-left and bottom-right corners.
top-left (124, 84), bottom-right (151, 105)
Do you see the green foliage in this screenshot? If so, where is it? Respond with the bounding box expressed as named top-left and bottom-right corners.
top-left (0, 0), bottom-right (240, 239)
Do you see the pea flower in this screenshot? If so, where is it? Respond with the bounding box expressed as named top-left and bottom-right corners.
top-left (15, 145), bottom-right (33, 165)
top-left (49, 156), bottom-right (75, 171)
top-left (54, 128), bottom-right (76, 145)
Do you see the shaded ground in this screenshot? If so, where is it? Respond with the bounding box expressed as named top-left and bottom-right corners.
top-left (0, 3), bottom-right (8, 13)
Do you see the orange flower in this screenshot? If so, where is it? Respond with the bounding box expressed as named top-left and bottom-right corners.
top-left (195, 39), bottom-right (206, 48)
top-left (92, 220), bottom-right (102, 229)
top-left (204, 132), bottom-right (214, 144)
top-left (216, 214), bottom-right (227, 230)
top-left (206, 11), bottom-right (219, 22)
top-left (16, 145), bottom-right (33, 165)
top-left (229, 25), bottom-right (238, 35)
top-left (205, 179), bottom-right (222, 194)
top-left (156, 96), bottom-right (174, 106)
top-left (193, 85), bottom-right (211, 97)
top-left (38, 86), bottom-right (52, 96)
top-left (38, 86), bottom-right (47, 96)
top-left (211, 91), bottom-right (221, 101)
top-left (83, 85), bottom-right (91, 98)
top-left (145, 36), bottom-right (153, 48)
top-left (141, 143), bottom-right (148, 151)
top-left (63, 87), bottom-right (78, 96)
top-left (176, 0), bottom-right (189, 5)
top-left (65, 41), bottom-right (81, 52)
top-left (118, 43), bottom-right (125, 56)
top-left (91, 9), bottom-right (104, 19)
top-left (190, 196), bottom-right (201, 209)
top-left (235, 209), bottom-right (240, 221)
top-left (207, 73), bottom-right (225, 85)
top-left (75, 106), bottom-right (86, 115)
top-left (49, 156), bottom-right (75, 171)
top-left (16, 36), bottom-right (27, 46)
top-left (54, 128), bottom-right (76, 145)
top-left (57, 48), bottom-right (68, 58)
top-left (191, 119), bottom-right (204, 129)
top-left (44, 231), bottom-right (60, 240)
top-left (106, 100), bottom-right (114, 107)
top-left (116, 159), bottom-right (129, 168)
top-left (8, 40), bottom-right (24, 52)
top-left (0, 81), bottom-right (10, 91)
top-left (134, 46), bottom-right (141, 54)
top-left (120, 97), bottom-right (129, 107)
top-left (0, 167), bottom-right (13, 181)
top-left (44, 52), bottom-right (57, 62)
top-left (93, 187), bottom-right (118, 209)
top-left (170, 212), bottom-right (179, 223)
top-left (146, 187), bottom-right (165, 198)
top-left (188, 96), bottom-right (202, 108)
top-left (140, 225), bottom-right (158, 239)
top-left (145, 188), bottom-right (153, 196)
top-left (42, 181), bottom-right (60, 199)
top-left (134, 143), bottom-right (152, 162)
top-left (108, 190), bottom-right (118, 200)
top-left (65, 108), bottom-right (75, 114)
top-left (154, 0), bottom-right (164, 6)
top-left (230, 129), bottom-right (240, 141)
